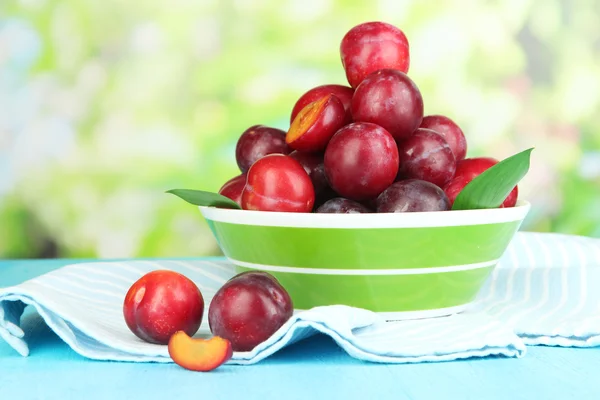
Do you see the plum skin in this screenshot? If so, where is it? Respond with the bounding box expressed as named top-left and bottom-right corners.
top-left (218, 174), bottom-right (246, 206)
top-left (420, 115), bottom-right (468, 161)
top-left (241, 154), bottom-right (315, 213)
top-left (208, 271), bottom-right (293, 352)
top-left (316, 197), bottom-right (372, 214)
top-left (123, 270), bottom-right (205, 345)
top-left (235, 125), bottom-right (291, 173)
top-left (340, 21), bottom-right (410, 88)
top-left (376, 179), bottom-right (450, 213)
top-left (324, 122), bottom-right (399, 202)
top-left (351, 69), bottom-right (424, 141)
top-left (396, 128), bottom-right (457, 188)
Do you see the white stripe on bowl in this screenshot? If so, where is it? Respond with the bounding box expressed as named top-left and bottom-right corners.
top-left (226, 258), bottom-right (499, 275)
top-left (199, 201), bottom-right (530, 229)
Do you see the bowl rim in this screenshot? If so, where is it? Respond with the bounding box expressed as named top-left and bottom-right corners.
top-left (199, 200), bottom-right (531, 228)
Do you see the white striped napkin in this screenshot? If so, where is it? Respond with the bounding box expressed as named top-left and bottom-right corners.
top-left (1, 232), bottom-right (599, 364)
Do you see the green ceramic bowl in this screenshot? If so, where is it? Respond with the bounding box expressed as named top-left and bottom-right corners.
top-left (200, 201), bottom-right (530, 320)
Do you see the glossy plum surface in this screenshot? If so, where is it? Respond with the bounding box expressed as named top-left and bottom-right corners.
top-left (376, 179), bottom-right (450, 213)
top-left (397, 128), bottom-right (456, 188)
top-left (420, 115), bottom-right (468, 161)
top-left (286, 94), bottom-right (346, 152)
top-left (290, 84), bottom-right (354, 125)
top-left (218, 174), bottom-right (246, 207)
top-left (208, 271), bottom-right (293, 352)
top-left (241, 154), bottom-right (315, 213)
top-left (235, 125), bottom-right (290, 173)
top-left (324, 122), bottom-right (399, 201)
top-left (123, 270), bottom-right (205, 345)
top-left (315, 197), bottom-right (372, 214)
top-left (351, 69), bottom-right (423, 141)
top-left (340, 21), bottom-right (410, 88)
top-left (455, 157), bottom-right (499, 180)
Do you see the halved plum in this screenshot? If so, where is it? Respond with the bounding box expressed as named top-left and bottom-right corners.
top-left (290, 84), bottom-right (354, 125)
top-left (286, 95), bottom-right (346, 152)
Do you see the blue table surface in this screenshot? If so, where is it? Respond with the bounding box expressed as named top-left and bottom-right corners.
top-left (1, 259), bottom-right (599, 400)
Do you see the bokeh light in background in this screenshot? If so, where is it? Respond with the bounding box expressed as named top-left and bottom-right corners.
top-left (1, 0), bottom-right (599, 259)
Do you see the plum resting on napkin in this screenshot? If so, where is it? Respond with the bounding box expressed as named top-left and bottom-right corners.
top-left (121, 268), bottom-right (294, 371)
top-left (208, 271), bottom-right (294, 352)
top-left (123, 270), bottom-right (205, 345)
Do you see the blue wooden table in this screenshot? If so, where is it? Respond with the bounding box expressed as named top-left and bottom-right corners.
top-left (1, 259), bottom-right (598, 400)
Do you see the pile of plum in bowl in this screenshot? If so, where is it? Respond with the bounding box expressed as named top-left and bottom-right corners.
top-left (170, 21), bottom-right (531, 321)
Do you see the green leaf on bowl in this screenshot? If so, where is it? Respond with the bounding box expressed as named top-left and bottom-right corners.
top-left (166, 189), bottom-right (242, 209)
top-left (451, 148), bottom-right (533, 211)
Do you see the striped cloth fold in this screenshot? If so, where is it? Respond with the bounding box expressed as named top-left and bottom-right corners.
top-left (1, 232), bottom-right (599, 364)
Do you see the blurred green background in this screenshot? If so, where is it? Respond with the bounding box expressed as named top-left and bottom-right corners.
top-left (1, 0), bottom-right (599, 259)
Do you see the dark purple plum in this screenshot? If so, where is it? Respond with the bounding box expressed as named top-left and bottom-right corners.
top-left (235, 125), bottom-right (291, 173)
top-left (351, 69), bottom-right (423, 141)
top-left (376, 179), bottom-right (450, 213)
top-left (397, 128), bottom-right (456, 188)
top-left (420, 115), bottom-right (468, 161)
top-left (324, 122), bottom-right (399, 201)
top-left (316, 198), bottom-right (372, 214)
top-left (208, 271), bottom-right (293, 352)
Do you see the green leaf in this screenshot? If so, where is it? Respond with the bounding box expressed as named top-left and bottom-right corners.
top-left (452, 148), bottom-right (534, 210)
top-left (166, 189), bottom-right (242, 209)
